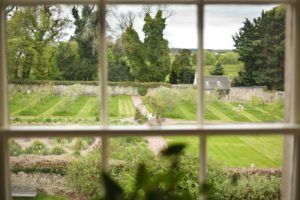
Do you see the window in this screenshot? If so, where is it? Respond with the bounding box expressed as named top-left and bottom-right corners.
top-left (0, 0), bottom-right (300, 200)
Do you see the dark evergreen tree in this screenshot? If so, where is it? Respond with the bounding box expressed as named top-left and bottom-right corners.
top-left (143, 10), bottom-right (171, 82)
top-left (233, 6), bottom-right (285, 90)
top-left (210, 62), bottom-right (224, 76)
top-left (171, 49), bottom-right (195, 84)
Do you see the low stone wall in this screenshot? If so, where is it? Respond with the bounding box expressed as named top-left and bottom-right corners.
top-left (228, 87), bottom-right (279, 102)
top-left (9, 84), bottom-right (283, 102)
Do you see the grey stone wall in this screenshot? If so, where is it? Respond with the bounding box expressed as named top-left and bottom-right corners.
top-left (9, 84), bottom-right (283, 102)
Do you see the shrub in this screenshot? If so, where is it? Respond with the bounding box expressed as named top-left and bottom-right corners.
top-left (25, 141), bottom-right (49, 155)
top-left (9, 140), bottom-right (23, 156)
top-left (138, 86), bottom-right (148, 96)
top-left (51, 145), bottom-right (65, 155)
top-left (134, 108), bottom-right (148, 124)
top-left (67, 151), bottom-right (103, 199)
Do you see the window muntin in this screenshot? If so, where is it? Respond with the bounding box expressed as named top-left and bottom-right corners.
top-left (0, 0), bottom-right (298, 199)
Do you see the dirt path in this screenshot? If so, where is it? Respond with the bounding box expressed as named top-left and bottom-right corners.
top-left (131, 96), bottom-right (167, 155)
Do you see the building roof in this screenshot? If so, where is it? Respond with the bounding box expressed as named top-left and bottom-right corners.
top-left (203, 76), bottom-right (231, 90)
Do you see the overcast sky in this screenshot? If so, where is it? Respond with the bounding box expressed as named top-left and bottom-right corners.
top-left (107, 5), bottom-right (277, 50)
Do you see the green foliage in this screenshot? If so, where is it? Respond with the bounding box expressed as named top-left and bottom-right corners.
top-left (204, 51), bottom-right (218, 66)
top-left (51, 145), bottom-right (65, 155)
top-left (9, 140), bottom-right (23, 156)
top-left (233, 6), bottom-right (285, 90)
top-left (7, 6), bottom-right (70, 80)
top-left (210, 62), bottom-right (224, 76)
top-left (171, 49), bottom-right (195, 84)
top-left (13, 194), bottom-right (66, 200)
top-left (218, 52), bottom-right (240, 65)
top-left (137, 86), bottom-right (148, 96)
top-left (143, 10), bottom-right (171, 82)
top-left (134, 108), bottom-right (148, 124)
top-left (25, 141), bottom-right (49, 155)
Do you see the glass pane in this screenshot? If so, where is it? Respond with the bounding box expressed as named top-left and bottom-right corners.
top-left (108, 137), bottom-right (200, 198)
top-left (207, 135), bottom-right (283, 199)
top-left (204, 5), bottom-right (285, 124)
top-left (107, 5), bottom-right (198, 125)
top-left (6, 5), bottom-right (101, 126)
top-left (9, 136), bottom-right (102, 199)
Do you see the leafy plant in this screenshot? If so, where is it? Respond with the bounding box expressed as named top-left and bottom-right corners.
top-left (9, 139), bottom-right (23, 156)
top-left (51, 145), bottom-right (65, 155)
top-left (25, 140), bottom-right (49, 155)
top-left (102, 143), bottom-right (196, 200)
top-left (137, 86), bottom-right (148, 96)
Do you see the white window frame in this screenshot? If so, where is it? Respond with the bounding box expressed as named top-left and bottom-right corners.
top-left (0, 0), bottom-right (300, 199)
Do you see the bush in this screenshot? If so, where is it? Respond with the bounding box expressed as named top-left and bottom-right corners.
top-left (137, 86), bottom-right (148, 96)
top-left (25, 141), bottom-right (49, 155)
top-left (134, 108), bottom-right (148, 124)
top-left (51, 145), bottom-right (65, 155)
top-left (9, 140), bottom-right (23, 156)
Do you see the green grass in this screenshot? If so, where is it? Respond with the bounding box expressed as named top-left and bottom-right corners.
top-left (9, 92), bottom-right (284, 167)
top-left (205, 64), bottom-right (244, 79)
top-left (109, 95), bottom-right (135, 118)
top-left (10, 94), bottom-right (135, 122)
top-left (167, 135), bottom-right (283, 167)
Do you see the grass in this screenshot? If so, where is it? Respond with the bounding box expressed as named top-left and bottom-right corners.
top-left (10, 94), bottom-right (135, 123)
top-left (9, 92), bottom-right (284, 167)
top-left (163, 100), bottom-right (284, 167)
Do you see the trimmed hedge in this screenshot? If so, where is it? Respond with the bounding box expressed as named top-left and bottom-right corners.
top-left (9, 80), bottom-right (172, 88)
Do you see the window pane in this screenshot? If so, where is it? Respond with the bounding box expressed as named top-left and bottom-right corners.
top-left (6, 5), bottom-right (101, 126)
top-left (108, 136), bottom-right (200, 198)
top-left (207, 135), bottom-right (283, 199)
top-left (107, 5), bottom-right (198, 125)
top-left (9, 136), bottom-right (102, 199)
top-left (204, 4), bottom-right (285, 124)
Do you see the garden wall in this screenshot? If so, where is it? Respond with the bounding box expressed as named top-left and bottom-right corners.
top-left (9, 83), bottom-right (283, 102)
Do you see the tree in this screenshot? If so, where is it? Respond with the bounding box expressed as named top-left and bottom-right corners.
top-left (71, 6), bottom-right (98, 81)
top-left (119, 25), bottom-right (146, 81)
top-left (143, 10), bottom-right (171, 82)
top-left (7, 6), bottom-right (70, 80)
top-left (204, 51), bottom-right (217, 66)
top-left (218, 52), bottom-right (239, 65)
top-left (233, 5), bottom-right (285, 90)
top-left (210, 62), bottom-right (224, 76)
top-left (171, 49), bottom-right (195, 84)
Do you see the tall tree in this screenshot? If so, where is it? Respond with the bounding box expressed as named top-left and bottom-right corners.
top-left (7, 6), bottom-right (69, 80)
top-left (71, 6), bottom-right (98, 81)
top-left (233, 5), bottom-right (285, 90)
top-left (143, 10), bottom-right (171, 82)
top-left (171, 49), bottom-right (195, 84)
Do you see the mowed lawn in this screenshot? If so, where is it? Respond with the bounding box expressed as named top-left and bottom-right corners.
top-left (165, 100), bottom-right (284, 167)
top-left (9, 94), bottom-right (135, 119)
top-left (10, 93), bottom-right (284, 167)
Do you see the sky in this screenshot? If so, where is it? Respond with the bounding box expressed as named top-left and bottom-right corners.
top-left (107, 5), bottom-right (277, 50)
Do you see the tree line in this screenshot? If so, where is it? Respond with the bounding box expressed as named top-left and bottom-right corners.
top-left (6, 5), bottom-right (285, 89)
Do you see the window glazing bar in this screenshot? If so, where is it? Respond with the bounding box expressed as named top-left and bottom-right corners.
top-left (0, 3), bottom-right (11, 200)
top-left (2, 0), bottom-right (292, 6)
top-left (197, 2), bottom-right (207, 199)
top-left (98, 0), bottom-right (109, 170)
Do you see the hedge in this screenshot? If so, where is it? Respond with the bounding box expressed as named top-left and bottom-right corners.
top-left (9, 80), bottom-right (173, 88)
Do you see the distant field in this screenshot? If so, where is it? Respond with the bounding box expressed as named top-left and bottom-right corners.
top-left (205, 64), bottom-right (244, 79)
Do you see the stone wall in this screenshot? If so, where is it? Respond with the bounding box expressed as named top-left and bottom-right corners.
top-left (228, 87), bottom-right (279, 102)
top-left (9, 84), bottom-right (283, 102)
top-left (11, 172), bottom-right (74, 196)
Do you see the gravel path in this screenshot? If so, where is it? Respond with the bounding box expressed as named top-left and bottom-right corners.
top-left (131, 96), bottom-right (167, 155)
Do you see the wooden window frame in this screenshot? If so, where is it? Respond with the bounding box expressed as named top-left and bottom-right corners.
top-left (0, 0), bottom-right (299, 199)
